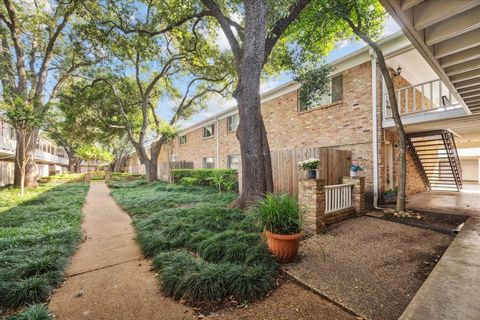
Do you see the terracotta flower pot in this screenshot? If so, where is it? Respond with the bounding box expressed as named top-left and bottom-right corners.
top-left (265, 231), bottom-right (302, 263)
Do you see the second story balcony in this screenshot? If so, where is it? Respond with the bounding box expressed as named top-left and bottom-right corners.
top-left (382, 78), bottom-right (468, 127)
top-left (0, 125), bottom-right (68, 166)
top-left (382, 47), bottom-right (470, 128)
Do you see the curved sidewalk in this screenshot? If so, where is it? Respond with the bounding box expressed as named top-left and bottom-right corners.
top-left (49, 183), bottom-right (193, 320)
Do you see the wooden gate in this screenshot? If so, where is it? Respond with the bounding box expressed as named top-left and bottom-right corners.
top-left (270, 147), bottom-right (351, 195)
top-left (157, 161), bottom-right (193, 181)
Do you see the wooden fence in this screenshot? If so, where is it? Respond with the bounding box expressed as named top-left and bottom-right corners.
top-left (271, 147), bottom-right (352, 195)
top-left (157, 161), bottom-right (193, 181)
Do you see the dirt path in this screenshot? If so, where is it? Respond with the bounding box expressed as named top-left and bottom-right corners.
top-left (48, 182), bottom-right (193, 320)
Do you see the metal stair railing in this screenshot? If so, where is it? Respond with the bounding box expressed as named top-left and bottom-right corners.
top-left (441, 130), bottom-right (462, 190)
top-left (406, 136), bottom-right (431, 190)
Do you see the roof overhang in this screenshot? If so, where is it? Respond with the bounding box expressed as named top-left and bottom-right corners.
top-left (379, 0), bottom-right (480, 115)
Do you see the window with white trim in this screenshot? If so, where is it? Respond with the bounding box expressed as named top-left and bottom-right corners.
top-left (298, 74), bottom-right (343, 112)
top-left (227, 114), bottom-right (239, 132)
top-left (203, 124), bottom-right (215, 138)
top-left (203, 157), bottom-right (215, 169)
top-left (227, 154), bottom-right (239, 169)
top-left (179, 134), bottom-right (187, 145)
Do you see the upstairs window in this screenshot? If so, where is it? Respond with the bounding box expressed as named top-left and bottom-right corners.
top-left (227, 114), bottom-right (239, 132)
top-left (179, 134), bottom-right (187, 145)
top-left (203, 124), bottom-right (215, 138)
top-left (203, 157), bottom-right (215, 169)
top-left (298, 73), bottom-right (344, 112)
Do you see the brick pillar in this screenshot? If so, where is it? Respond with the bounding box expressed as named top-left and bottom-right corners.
top-left (343, 176), bottom-right (365, 216)
top-left (298, 179), bottom-right (326, 233)
top-left (85, 172), bottom-right (91, 183)
top-left (105, 171), bottom-right (112, 183)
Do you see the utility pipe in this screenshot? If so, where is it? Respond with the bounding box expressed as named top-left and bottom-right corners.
top-left (371, 51), bottom-right (382, 210)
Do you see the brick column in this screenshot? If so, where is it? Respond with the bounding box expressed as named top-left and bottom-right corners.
top-left (105, 171), bottom-right (112, 183)
top-left (85, 172), bottom-right (91, 183)
top-left (343, 176), bottom-right (365, 216)
top-left (298, 179), bottom-right (326, 233)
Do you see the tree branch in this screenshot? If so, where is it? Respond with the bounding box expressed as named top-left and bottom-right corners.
top-left (34, 2), bottom-right (76, 101)
top-left (200, 0), bottom-right (242, 60)
top-left (3, 0), bottom-right (27, 94)
top-left (264, 0), bottom-right (311, 63)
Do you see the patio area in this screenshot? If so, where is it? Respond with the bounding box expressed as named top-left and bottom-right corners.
top-left (406, 183), bottom-right (480, 218)
top-left (284, 217), bottom-right (452, 320)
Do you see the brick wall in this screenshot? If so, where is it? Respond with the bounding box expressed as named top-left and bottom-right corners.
top-left (126, 60), bottom-right (427, 203)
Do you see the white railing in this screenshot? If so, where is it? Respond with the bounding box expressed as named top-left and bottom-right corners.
top-left (325, 183), bottom-right (354, 214)
top-left (34, 149), bottom-right (68, 165)
top-left (0, 137), bottom-right (16, 153)
top-left (383, 79), bottom-right (463, 119)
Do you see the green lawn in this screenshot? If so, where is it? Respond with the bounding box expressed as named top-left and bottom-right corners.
top-left (0, 179), bottom-right (89, 318)
top-left (110, 180), bottom-right (278, 305)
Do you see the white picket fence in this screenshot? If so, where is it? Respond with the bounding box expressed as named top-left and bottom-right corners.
top-left (325, 183), bottom-right (354, 214)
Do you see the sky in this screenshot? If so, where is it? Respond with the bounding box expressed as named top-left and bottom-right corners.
top-left (169, 16), bottom-right (401, 129)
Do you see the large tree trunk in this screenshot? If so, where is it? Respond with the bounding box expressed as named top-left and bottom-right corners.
top-left (74, 158), bottom-right (82, 173)
top-left (14, 128), bottom-right (38, 188)
top-left (231, 0), bottom-right (273, 208)
top-left (143, 159), bottom-right (158, 182)
top-left (67, 152), bottom-right (76, 172)
top-left (144, 139), bottom-right (163, 182)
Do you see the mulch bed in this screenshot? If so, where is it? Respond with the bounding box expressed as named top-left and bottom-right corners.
top-left (283, 217), bottom-right (452, 320)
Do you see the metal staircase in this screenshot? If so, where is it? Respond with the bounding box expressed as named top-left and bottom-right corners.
top-left (406, 130), bottom-right (462, 191)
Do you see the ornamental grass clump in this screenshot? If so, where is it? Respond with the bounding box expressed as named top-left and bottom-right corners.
top-left (255, 194), bottom-right (305, 263)
top-left (0, 179), bottom-right (88, 317)
top-left (255, 193), bottom-right (305, 235)
top-left (110, 180), bottom-right (278, 305)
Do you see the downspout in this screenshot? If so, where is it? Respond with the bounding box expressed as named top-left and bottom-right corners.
top-left (371, 50), bottom-right (382, 210)
top-left (215, 116), bottom-right (220, 168)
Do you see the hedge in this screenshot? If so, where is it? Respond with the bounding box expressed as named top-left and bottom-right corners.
top-left (172, 169), bottom-right (238, 192)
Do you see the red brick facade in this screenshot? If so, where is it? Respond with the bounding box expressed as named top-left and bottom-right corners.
top-left (126, 60), bottom-right (428, 205)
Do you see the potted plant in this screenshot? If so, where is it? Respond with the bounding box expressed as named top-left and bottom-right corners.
top-left (256, 194), bottom-right (305, 263)
top-left (298, 158), bottom-right (320, 179)
top-left (350, 164), bottom-right (363, 177)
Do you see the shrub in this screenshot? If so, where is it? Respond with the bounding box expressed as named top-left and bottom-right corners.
top-left (7, 304), bottom-right (53, 320)
top-left (0, 182), bottom-right (88, 315)
top-left (180, 177), bottom-right (199, 186)
top-left (172, 169), bottom-right (237, 191)
top-left (255, 193), bottom-right (305, 234)
top-left (110, 180), bottom-right (278, 305)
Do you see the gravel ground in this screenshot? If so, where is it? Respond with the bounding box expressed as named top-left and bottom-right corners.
top-left (207, 280), bottom-right (354, 320)
top-left (284, 217), bottom-right (452, 320)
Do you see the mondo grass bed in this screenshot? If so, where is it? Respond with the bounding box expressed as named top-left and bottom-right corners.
top-left (110, 180), bottom-right (278, 305)
top-left (0, 180), bottom-right (88, 319)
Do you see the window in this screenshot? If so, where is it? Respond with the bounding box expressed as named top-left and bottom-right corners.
top-left (331, 74), bottom-right (343, 102)
top-left (179, 134), bottom-right (187, 145)
top-left (203, 157), bottom-right (215, 169)
top-left (203, 124), bottom-right (215, 138)
top-left (227, 154), bottom-right (240, 169)
top-left (227, 114), bottom-right (239, 132)
top-left (298, 74), bottom-right (343, 111)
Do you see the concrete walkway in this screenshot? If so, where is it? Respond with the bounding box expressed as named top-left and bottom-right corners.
top-left (49, 183), bottom-right (193, 320)
top-left (400, 188), bottom-right (480, 319)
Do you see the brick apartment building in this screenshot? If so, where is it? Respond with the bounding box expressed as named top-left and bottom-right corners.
top-left (126, 31), bottom-right (480, 207)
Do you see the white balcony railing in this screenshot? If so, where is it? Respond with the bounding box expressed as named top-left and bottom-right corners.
top-left (325, 183), bottom-right (354, 214)
top-left (0, 135), bottom-right (68, 165)
top-left (34, 149), bottom-right (68, 165)
top-left (0, 137), bottom-right (16, 153)
top-left (383, 79), bottom-right (463, 119)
